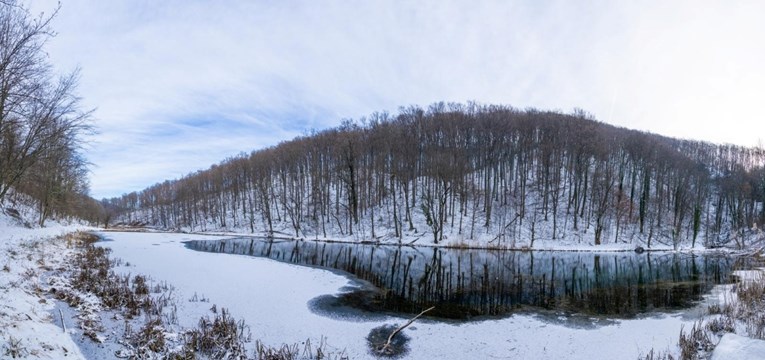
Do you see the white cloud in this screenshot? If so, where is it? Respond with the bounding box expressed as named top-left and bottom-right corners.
top-left (25, 0), bottom-right (765, 198)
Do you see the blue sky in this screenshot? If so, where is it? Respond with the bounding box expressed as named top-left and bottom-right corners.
top-left (28, 0), bottom-right (765, 199)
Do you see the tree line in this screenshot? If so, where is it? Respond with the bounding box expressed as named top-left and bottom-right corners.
top-left (105, 103), bottom-right (765, 248)
top-left (0, 1), bottom-right (99, 226)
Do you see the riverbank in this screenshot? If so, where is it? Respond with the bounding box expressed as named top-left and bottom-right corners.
top-left (0, 219), bottom-right (89, 359)
top-left (104, 226), bottom-right (765, 254)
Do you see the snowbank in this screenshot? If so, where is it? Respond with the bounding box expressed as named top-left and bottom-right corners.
top-left (711, 333), bottom-right (765, 360)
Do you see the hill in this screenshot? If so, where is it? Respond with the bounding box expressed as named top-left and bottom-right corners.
top-left (104, 103), bottom-right (765, 249)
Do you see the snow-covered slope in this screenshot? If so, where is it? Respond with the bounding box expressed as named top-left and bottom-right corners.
top-left (0, 198), bottom-right (90, 359)
top-left (118, 183), bottom-right (765, 252)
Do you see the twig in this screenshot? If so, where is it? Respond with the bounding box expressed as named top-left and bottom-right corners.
top-left (379, 306), bottom-right (435, 354)
top-left (58, 308), bottom-right (66, 332)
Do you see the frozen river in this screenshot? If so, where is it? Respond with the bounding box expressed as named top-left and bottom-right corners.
top-left (96, 231), bottom-right (737, 359)
top-left (187, 236), bottom-right (740, 319)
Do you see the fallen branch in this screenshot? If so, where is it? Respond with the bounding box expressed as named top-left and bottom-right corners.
top-left (407, 236), bottom-right (423, 245)
top-left (58, 308), bottom-right (66, 332)
top-left (489, 213), bottom-right (521, 244)
top-left (379, 306), bottom-right (435, 355)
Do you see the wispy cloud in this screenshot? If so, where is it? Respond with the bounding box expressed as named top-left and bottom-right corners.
top-left (28, 0), bottom-right (765, 198)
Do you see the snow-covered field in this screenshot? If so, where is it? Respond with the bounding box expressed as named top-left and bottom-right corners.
top-left (95, 231), bottom-right (719, 359)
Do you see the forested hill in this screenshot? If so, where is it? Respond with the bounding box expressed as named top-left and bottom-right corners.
top-left (105, 103), bottom-right (765, 249)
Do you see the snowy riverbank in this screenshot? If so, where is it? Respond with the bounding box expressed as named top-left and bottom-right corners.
top-left (0, 212), bottom-right (90, 359)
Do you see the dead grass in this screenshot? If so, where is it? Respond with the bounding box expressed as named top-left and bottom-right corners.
top-left (641, 349), bottom-right (676, 360)
top-left (255, 337), bottom-right (346, 360)
top-left (2, 336), bottom-right (28, 359)
top-left (678, 322), bottom-right (713, 359)
top-left (64, 244), bottom-right (154, 319)
top-left (52, 239), bottom-right (172, 345)
top-left (705, 316), bottom-right (734, 334)
top-left (64, 231), bottom-right (100, 245)
top-left (179, 307), bottom-right (251, 359)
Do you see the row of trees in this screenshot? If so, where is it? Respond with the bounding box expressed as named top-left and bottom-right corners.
top-left (106, 103), bottom-right (765, 248)
top-left (0, 1), bottom-right (99, 225)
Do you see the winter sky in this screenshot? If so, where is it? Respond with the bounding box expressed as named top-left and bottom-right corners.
top-left (26, 0), bottom-right (765, 199)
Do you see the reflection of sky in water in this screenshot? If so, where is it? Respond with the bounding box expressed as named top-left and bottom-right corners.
top-left (186, 238), bottom-right (741, 319)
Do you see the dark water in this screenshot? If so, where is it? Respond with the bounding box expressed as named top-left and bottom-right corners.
top-left (185, 238), bottom-right (745, 320)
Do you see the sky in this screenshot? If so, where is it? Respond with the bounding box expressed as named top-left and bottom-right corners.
top-left (24, 0), bottom-right (765, 199)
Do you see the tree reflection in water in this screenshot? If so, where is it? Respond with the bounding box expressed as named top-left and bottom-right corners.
top-left (186, 238), bottom-right (742, 319)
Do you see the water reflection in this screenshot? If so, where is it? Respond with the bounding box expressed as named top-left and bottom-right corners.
top-left (185, 238), bottom-right (741, 319)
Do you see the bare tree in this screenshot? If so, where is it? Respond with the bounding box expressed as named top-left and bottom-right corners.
top-left (1, 1), bottom-right (95, 225)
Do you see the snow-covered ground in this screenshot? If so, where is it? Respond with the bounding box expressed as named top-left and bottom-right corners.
top-left (170, 227), bottom-right (717, 253)
top-left (0, 210), bottom-right (90, 359)
top-left (96, 230), bottom-right (720, 359)
top-left (711, 333), bottom-right (765, 360)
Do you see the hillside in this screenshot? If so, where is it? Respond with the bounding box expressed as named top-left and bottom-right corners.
top-left (105, 103), bottom-right (765, 249)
